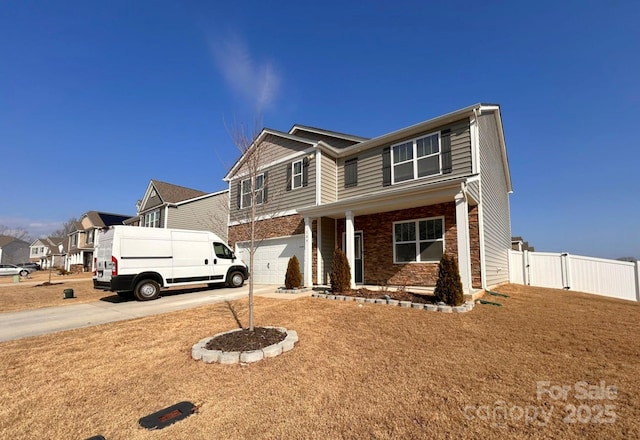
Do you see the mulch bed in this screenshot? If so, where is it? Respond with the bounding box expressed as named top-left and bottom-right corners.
top-left (341, 288), bottom-right (438, 304)
top-left (205, 327), bottom-right (286, 352)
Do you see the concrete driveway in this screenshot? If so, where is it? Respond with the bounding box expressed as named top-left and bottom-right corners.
top-left (0, 284), bottom-right (282, 342)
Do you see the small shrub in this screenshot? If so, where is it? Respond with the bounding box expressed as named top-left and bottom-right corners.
top-left (330, 248), bottom-right (351, 293)
top-left (284, 255), bottom-right (303, 289)
top-left (434, 254), bottom-right (464, 306)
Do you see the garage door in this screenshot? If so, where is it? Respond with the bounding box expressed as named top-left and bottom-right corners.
top-left (236, 235), bottom-right (305, 285)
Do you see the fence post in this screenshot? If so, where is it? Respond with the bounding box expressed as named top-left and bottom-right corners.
top-left (523, 250), bottom-right (530, 286)
top-left (562, 253), bottom-right (571, 290)
top-left (635, 261), bottom-right (640, 302)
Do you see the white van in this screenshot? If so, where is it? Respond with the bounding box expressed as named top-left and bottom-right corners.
top-left (93, 225), bottom-right (248, 301)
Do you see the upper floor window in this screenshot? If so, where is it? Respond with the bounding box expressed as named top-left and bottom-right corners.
top-left (393, 217), bottom-right (444, 263)
top-left (286, 157), bottom-right (309, 191)
top-left (86, 229), bottom-right (95, 244)
top-left (292, 160), bottom-right (303, 189)
top-left (345, 158), bottom-right (358, 188)
top-left (240, 173), bottom-right (265, 209)
top-left (31, 248), bottom-right (39, 256)
top-left (144, 209), bottom-right (161, 228)
top-left (383, 129), bottom-right (451, 187)
top-left (70, 234), bottom-right (78, 247)
top-left (392, 133), bottom-right (440, 184)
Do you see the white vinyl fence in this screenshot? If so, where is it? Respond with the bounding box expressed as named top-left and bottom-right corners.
top-left (509, 250), bottom-right (640, 302)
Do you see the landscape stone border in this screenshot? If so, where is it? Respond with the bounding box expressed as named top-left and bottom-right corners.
top-left (311, 292), bottom-right (475, 313)
top-left (192, 327), bottom-right (298, 365)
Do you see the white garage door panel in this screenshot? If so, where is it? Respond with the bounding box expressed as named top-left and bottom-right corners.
top-left (236, 235), bottom-right (305, 285)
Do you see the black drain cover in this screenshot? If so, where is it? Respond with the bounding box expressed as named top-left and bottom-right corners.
top-left (139, 401), bottom-right (196, 430)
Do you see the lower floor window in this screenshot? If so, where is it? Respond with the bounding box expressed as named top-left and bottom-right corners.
top-left (393, 217), bottom-right (444, 263)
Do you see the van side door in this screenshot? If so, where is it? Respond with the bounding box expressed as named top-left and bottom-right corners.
top-left (212, 242), bottom-right (235, 282)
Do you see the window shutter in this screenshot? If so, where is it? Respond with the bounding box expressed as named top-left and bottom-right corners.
top-left (286, 164), bottom-right (292, 191)
top-left (441, 129), bottom-right (452, 174)
top-left (345, 158), bottom-right (358, 188)
top-left (302, 157), bottom-right (309, 187)
top-left (236, 182), bottom-right (241, 208)
top-left (382, 147), bottom-right (391, 186)
top-left (263, 171), bottom-right (268, 203)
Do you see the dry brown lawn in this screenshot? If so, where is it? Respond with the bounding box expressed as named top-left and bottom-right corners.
top-left (0, 284), bottom-right (639, 439)
top-left (0, 272), bottom-right (105, 312)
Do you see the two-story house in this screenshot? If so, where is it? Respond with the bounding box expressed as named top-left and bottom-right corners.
top-left (225, 103), bottom-right (512, 296)
top-left (29, 237), bottom-right (67, 268)
top-left (125, 179), bottom-right (229, 241)
top-left (0, 236), bottom-right (29, 265)
top-left (66, 211), bottom-right (131, 272)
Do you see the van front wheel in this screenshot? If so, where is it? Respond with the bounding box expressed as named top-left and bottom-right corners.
top-left (228, 271), bottom-right (245, 288)
top-left (134, 280), bottom-right (160, 301)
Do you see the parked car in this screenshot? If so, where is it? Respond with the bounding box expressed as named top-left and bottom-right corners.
top-left (18, 262), bottom-right (41, 271)
top-left (0, 264), bottom-right (33, 277)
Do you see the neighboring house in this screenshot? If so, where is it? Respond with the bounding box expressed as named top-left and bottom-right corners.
top-left (511, 236), bottom-right (535, 252)
top-left (67, 211), bottom-right (131, 272)
top-left (0, 236), bottom-right (29, 265)
top-left (125, 179), bottom-right (229, 241)
top-left (29, 237), bottom-right (67, 268)
top-left (225, 103), bottom-right (512, 295)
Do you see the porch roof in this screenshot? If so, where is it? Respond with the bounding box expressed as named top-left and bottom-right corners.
top-left (298, 175), bottom-right (475, 219)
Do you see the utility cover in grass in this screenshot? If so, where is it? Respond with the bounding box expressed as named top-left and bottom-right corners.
top-left (139, 401), bottom-right (196, 430)
top-left (205, 327), bottom-right (286, 352)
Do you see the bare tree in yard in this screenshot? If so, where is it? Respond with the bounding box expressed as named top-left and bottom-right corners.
top-left (0, 224), bottom-right (31, 242)
top-left (51, 217), bottom-right (79, 238)
top-left (228, 120), bottom-right (290, 332)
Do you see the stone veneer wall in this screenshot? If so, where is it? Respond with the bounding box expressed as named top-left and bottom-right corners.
top-left (228, 214), bottom-right (319, 285)
top-left (336, 202), bottom-right (481, 288)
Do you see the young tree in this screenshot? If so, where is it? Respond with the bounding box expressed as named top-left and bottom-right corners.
top-left (434, 254), bottom-right (464, 306)
top-left (284, 256), bottom-right (303, 289)
top-left (330, 248), bottom-right (351, 293)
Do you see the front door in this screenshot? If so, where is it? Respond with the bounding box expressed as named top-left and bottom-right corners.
top-left (343, 231), bottom-right (364, 284)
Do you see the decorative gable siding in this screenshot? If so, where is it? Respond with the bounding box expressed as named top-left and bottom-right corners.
top-left (166, 192), bottom-right (230, 241)
top-left (321, 153), bottom-right (337, 204)
top-left (291, 129), bottom-right (361, 149)
top-left (478, 113), bottom-right (511, 287)
top-left (229, 155), bottom-right (316, 224)
top-left (232, 134), bottom-right (313, 177)
top-left (337, 119), bottom-right (472, 199)
top-left (143, 188), bottom-right (162, 211)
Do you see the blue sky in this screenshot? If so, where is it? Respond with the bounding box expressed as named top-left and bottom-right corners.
top-left (1, 1), bottom-right (638, 259)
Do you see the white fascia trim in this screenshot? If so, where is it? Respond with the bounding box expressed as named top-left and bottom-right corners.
top-left (316, 150), bottom-right (322, 205)
top-left (230, 146), bottom-right (318, 181)
top-left (228, 208), bottom-right (299, 226)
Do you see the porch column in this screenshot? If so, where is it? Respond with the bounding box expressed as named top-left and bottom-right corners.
top-left (304, 217), bottom-right (313, 287)
top-left (345, 211), bottom-right (356, 289)
top-left (455, 191), bottom-right (472, 293)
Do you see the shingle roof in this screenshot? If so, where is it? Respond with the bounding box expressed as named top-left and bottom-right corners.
top-left (151, 180), bottom-right (208, 204)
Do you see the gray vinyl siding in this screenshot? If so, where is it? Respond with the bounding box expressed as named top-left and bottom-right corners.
top-left (229, 154), bottom-right (316, 224)
top-left (478, 113), bottom-right (511, 287)
top-left (337, 119), bottom-right (472, 199)
top-left (165, 192), bottom-right (229, 241)
top-left (319, 217), bottom-right (336, 284)
top-left (321, 152), bottom-right (337, 204)
top-left (142, 188), bottom-right (162, 211)
top-left (467, 180), bottom-right (480, 204)
top-left (232, 135), bottom-right (312, 177)
top-left (291, 129), bottom-right (361, 149)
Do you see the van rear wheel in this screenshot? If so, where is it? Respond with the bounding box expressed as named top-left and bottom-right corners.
top-left (134, 280), bottom-right (160, 301)
top-left (228, 271), bottom-right (245, 288)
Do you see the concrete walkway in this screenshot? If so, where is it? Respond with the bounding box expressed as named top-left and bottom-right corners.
top-left (0, 284), bottom-right (299, 342)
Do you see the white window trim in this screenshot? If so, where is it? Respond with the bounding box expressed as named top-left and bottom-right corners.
top-left (291, 159), bottom-right (303, 190)
top-left (240, 173), bottom-right (265, 209)
top-left (144, 209), bottom-right (161, 228)
top-left (390, 131), bottom-right (442, 184)
top-left (392, 216), bottom-right (445, 264)
top-left (240, 178), bottom-right (251, 209)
